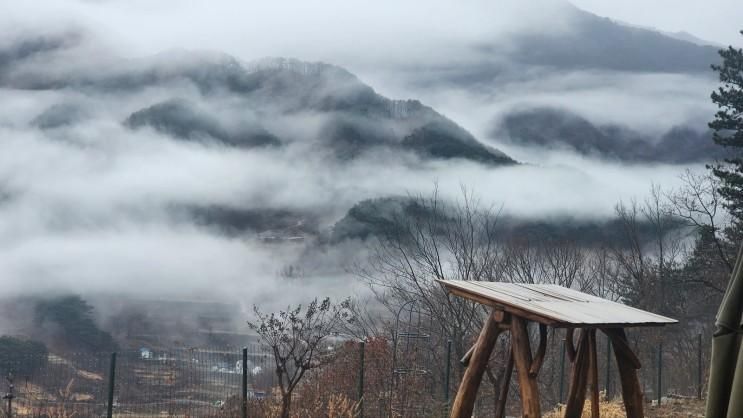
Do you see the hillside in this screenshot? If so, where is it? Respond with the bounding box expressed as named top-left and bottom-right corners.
top-left (504, 3), bottom-right (720, 73)
top-left (1, 35), bottom-right (514, 165)
top-left (496, 107), bottom-right (721, 163)
top-left (330, 196), bottom-right (677, 247)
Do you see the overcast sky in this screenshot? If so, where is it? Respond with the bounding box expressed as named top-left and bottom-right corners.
top-left (3, 0), bottom-right (740, 66)
top-left (1, 0), bottom-right (565, 64)
top-left (572, 0), bottom-right (742, 46)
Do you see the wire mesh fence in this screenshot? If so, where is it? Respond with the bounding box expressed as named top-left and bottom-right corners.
top-left (0, 347), bottom-right (263, 418)
top-left (0, 333), bottom-right (711, 418)
top-left (7, 352), bottom-right (109, 417)
top-left (114, 348), bottom-right (245, 417)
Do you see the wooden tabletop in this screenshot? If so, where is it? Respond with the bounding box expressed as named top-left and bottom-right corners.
top-left (438, 280), bottom-right (677, 328)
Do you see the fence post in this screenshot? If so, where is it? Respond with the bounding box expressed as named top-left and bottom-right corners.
top-left (106, 352), bottom-right (117, 418)
top-left (697, 333), bottom-right (703, 399)
top-left (3, 373), bottom-right (14, 418)
top-left (605, 338), bottom-right (611, 400)
top-left (656, 342), bottom-right (663, 406)
top-left (358, 340), bottom-right (365, 418)
top-left (242, 347), bottom-right (248, 418)
top-left (559, 338), bottom-right (566, 403)
top-left (444, 340), bottom-right (452, 408)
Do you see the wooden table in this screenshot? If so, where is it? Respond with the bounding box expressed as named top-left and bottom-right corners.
top-left (438, 281), bottom-right (677, 418)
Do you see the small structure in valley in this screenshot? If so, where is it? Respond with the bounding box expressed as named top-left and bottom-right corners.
top-left (438, 280), bottom-right (677, 418)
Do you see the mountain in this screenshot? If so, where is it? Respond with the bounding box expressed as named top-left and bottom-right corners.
top-left (331, 196), bottom-right (678, 247)
top-left (31, 103), bottom-right (88, 129)
top-left (500, 4), bottom-right (720, 73)
top-left (409, 3), bottom-right (722, 90)
top-left (1, 34), bottom-right (514, 165)
top-left (124, 99), bottom-right (281, 148)
top-left (186, 205), bottom-right (317, 239)
top-left (398, 2), bottom-right (720, 96)
top-left (495, 107), bottom-right (722, 163)
top-left (664, 31), bottom-right (721, 47)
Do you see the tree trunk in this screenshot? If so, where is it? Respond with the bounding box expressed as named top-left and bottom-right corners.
top-left (281, 392), bottom-right (292, 418)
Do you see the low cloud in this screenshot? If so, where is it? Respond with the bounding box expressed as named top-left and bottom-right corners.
top-left (0, 5), bottom-right (720, 313)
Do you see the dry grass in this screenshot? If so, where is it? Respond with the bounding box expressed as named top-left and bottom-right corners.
top-left (544, 399), bottom-right (706, 418)
top-left (219, 393), bottom-right (360, 418)
top-left (646, 398), bottom-right (706, 418)
top-left (258, 394), bottom-right (360, 418)
top-left (544, 400), bottom-right (626, 418)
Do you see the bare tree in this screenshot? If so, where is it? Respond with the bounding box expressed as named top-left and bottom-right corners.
top-left (610, 186), bottom-right (687, 314)
top-left (666, 169), bottom-right (733, 272)
top-left (586, 246), bottom-right (621, 300)
top-left (499, 238), bottom-right (541, 284)
top-left (248, 297), bottom-right (348, 418)
top-left (354, 188), bottom-right (501, 360)
top-left (334, 296), bottom-right (390, 341)
top-left (351, 187), bottom-right (507, 415)
top-left (500, 238), bottom-right (595, 292)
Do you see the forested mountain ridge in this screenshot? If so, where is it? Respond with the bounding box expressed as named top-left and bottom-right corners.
top-left (1, 37), bottom-right (515, 165)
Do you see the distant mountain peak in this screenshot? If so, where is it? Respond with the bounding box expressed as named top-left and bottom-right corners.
top-left (501, 2), bottom-right (720, 73)
top-left (246, 57), bottom-right (355, 79)
top-left (664, 30), bottom-right (721, 47)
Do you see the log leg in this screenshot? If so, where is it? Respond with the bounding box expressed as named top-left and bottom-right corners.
top-left (588, 329), bottom-right (600, 418)
top-left (494, 346), bottom-right (514, 418)
top-left (530, 323), bottom-right (548, 377)
top-left (450, 310), bottom-right (504, 418)
top-left (603, 328), bottom-right (644, 418)
top-left (511, 316), bottom-right (541, 418)
top-left (564, 329), bottom-right (590, 418)
top-left (566, 328), bottom-right (577, 362)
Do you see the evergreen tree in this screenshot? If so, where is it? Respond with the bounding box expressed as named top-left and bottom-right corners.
top-left (710, 31), bottom-right (743, 240)
top-left (34, 295), bottom-right (117, 353)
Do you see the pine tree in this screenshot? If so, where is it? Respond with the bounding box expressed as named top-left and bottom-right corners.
top-left (710, 31), bottom-right (743, 240)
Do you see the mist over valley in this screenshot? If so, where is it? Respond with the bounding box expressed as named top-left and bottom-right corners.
top-left (0, 0), bottom-right (739, 353)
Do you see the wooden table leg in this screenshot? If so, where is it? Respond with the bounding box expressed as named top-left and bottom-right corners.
top-left (566, 328), bottom-right (577, 362)
top-left (494, 346), bottom-right (514, 418)
top-left (530, 323), bottom-right (548, 377)
top-left (511, 316), bottom-right (541, 418)
top-left (588, 329), bottom-right (600, 418)
top-left (450, 310), bottom-right (504, 418)
top-left (564, 329), bottom-right (590, 418)
top-left (603, 328), bottom-right (644, 418)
